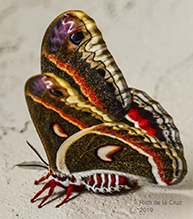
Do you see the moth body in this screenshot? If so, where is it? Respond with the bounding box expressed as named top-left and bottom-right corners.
top-left (54, 171), bottom-right (137, 193)
top-left (80, 172), bottom-right (137, 193)
top-left (30, 170), bottom-right (137, 208)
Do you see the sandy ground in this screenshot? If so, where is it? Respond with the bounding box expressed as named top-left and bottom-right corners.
top-left (0, 1), bottom-right (193, 218)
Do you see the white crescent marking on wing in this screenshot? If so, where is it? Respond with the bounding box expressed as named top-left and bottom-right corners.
top-left (97, 145), bottom-right (122, 162)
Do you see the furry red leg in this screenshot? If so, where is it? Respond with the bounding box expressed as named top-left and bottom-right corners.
top-left (55, 184), bottom-right (83, 208)
top-left (34, 172), bottom-right (51, 184)
top-left (31, 179), bottom-right (67, 208)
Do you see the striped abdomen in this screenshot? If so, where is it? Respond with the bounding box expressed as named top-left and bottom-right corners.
top-left (81, 173), bottom-right (137, 193)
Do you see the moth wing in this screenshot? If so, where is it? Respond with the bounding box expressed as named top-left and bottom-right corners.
top-left (123, 88), bottom-right (184, 153)
top-left (25, 73), bottom-right (116, 172)
top-left (56, 123), bottom-right (187, 185)
top-left (41, 10), bottom-right (131, 120)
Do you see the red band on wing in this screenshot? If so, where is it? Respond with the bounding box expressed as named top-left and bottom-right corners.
top-left (44, 51), bottom-right (105, 109)
top-left (30, 94), bottom-right (88, 130)
top-left (127, 106), bottom-right (157, 137)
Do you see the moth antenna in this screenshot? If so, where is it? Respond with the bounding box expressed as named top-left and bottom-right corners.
top-left (15, 161), bottom-right (48, 169)
top-left (26, 141), bottom-right (48, 166)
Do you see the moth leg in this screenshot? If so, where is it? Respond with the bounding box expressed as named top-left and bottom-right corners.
top-left (34, 172), bottom-right (51, 184)
top-left (31, 179), bottom-right (66, 208)
top-left (55, 184), bottom-right (83, 208)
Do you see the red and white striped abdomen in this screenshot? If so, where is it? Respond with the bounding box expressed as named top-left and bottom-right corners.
top-left (81, 173), bottom-right (137, 193)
